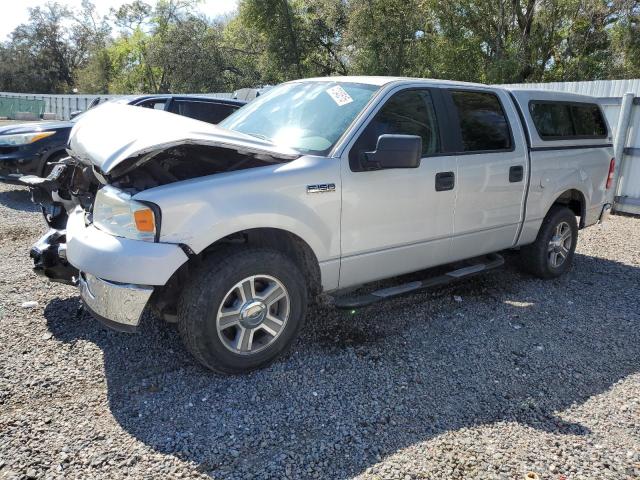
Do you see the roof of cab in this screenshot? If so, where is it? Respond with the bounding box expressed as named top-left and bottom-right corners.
top-left (289, 77), bottom-right (608, 104)
top-left (290, 75), bottom-right (492, 89)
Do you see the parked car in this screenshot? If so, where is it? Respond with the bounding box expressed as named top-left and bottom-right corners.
top-left (27, 77), bottom-right (614, 374)
top-left (0, 95), bottom-right (245, 184)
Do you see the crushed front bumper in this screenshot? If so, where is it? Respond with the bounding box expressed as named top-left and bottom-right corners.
top-left (30, 207), bottom-right (189, 332)
top-left (79, 272), bottom-right (153, 332)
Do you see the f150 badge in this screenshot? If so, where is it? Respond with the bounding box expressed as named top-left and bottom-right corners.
top-left (307, 183), bottom-right (336, 194)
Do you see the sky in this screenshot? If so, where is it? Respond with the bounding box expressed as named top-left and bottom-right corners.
top-left (0, 0), bottom-right (239, 41)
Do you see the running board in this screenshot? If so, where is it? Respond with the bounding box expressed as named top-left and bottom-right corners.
top-left (333, 253), bottom-right (504, 309)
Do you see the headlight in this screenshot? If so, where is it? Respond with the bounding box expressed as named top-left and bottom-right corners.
top-left (0, 131), bottom-right (55, 146)
top-left (93, 185), bottom-right (158, 242)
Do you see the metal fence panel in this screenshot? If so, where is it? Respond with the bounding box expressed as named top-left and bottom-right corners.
top-left (0, 92), bottom-right (237, 120)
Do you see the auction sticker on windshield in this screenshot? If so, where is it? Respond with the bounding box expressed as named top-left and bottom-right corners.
top-left (326, 85), bottom-right (353, 106)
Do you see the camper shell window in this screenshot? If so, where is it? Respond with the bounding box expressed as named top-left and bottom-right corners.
top-left (529, 101), bottom-right (608, 140)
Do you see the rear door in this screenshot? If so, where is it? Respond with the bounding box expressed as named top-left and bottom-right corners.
top-left (446, 89), bottom-right (528, 258)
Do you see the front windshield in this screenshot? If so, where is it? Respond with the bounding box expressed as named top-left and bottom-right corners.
top-left (219, 81), bottom-right (379, 155)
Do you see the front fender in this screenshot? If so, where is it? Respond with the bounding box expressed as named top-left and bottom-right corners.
top-left (133, 156), bottom-right (342, 264)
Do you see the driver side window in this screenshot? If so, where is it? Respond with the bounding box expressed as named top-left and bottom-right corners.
top-left (349, 89), bottom-right (440, 171)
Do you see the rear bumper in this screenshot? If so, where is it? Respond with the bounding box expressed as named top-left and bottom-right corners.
top-left (79, 272), bottom-right (153, 332)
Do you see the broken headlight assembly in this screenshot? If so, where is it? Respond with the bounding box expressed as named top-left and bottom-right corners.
top-left (92, 185), bottom-right (159, 242)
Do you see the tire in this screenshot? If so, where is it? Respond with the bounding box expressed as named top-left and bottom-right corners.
top-left (519, 205), bottom-right (578, 279)
top-left (177, 247), bottom-right (308, 374)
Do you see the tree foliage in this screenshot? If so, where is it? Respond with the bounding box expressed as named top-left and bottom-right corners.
top-left (0, 0), bottom-right (638, 94)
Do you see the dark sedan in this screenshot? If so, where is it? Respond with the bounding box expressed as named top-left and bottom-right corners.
top-left (0, 95), bottom-right (246, 183)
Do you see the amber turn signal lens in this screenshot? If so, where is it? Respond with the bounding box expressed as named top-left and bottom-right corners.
top-left (134, 208), bottom-right (155, 232)
top-left (30, 131), bottom-right (56, 143)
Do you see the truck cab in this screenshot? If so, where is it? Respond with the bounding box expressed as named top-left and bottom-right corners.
top-left (27, 77), bottom-right (614, 373)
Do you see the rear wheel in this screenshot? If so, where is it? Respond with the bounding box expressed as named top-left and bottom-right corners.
top-left (519, 206), bottom-right (578, 279)
top-left (177, 247), bottom-right (307, 374)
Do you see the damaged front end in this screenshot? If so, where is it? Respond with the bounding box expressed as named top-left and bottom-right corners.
top-left (23, 159), bottom-right (99, 285)
top-left (30, 229), bottom-right (78, 285)
top-left (23, 103), bottom-right (299, 289)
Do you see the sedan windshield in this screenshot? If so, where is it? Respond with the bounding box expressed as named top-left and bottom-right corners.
top-left (219, 81), bottom-right (379, 155)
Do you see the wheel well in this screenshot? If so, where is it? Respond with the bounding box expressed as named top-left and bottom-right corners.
top-left (151, 228), bottom-right (322, 318)
top-left (218, 228), bottom-right (322, 298)
top-left (552, 189), bottom-right (586, 228)
top-left (40, 150), bottom-right (68, 176)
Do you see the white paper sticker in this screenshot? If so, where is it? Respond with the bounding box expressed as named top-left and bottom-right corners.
top-left (326, 85), bottom-right (353, 106)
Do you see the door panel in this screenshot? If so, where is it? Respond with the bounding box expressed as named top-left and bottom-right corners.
top-left (339, 88), bottom-right (457, 289)
top-left (340, 157), bottom-right (456, 288)
top-left (448, 89), bottom-right (528, 259)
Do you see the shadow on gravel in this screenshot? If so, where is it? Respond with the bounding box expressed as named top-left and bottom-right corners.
top-left (0, 187), bottom-right (38, 213)
top-left (43, 252), bottom-right (640, 478)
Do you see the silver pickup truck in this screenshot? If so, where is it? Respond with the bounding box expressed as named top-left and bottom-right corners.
top-left (27, 77), bottom-right (614, 373)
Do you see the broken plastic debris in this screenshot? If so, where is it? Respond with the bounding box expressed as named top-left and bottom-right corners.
top-left (21, 301), bottom-right (39, 308)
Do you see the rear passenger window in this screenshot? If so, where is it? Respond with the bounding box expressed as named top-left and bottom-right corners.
top-left (451, 91), bottom-right (512, 152)
top-left (529, 101), bottom-right (607, 139)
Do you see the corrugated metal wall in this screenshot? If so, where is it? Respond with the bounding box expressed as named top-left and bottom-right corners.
top-left (499, 80), bottom-right (640, 214)
top-left (500, 79), bottom-right (640, 98)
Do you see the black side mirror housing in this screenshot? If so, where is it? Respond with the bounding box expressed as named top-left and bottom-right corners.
top-left (364, 134), bottom-right (422, 170)
top-left (69, 110), bottom-right (83, 119)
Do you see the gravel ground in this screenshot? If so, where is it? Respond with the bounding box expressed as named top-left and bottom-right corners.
top-left (0, 181), bottom-right (638, 480)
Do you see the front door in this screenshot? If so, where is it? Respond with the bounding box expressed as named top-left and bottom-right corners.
top-left (339, 88), bottom-right (457, 288)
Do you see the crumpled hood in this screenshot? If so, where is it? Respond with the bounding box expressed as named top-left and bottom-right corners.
top-left (68, 103), bottom-right (300, 175)
top-left (0, 121), bottom-right (73, 135)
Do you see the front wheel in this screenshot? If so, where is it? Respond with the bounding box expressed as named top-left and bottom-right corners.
top-left (519, 206), bottom-right (578, 279)
top-left (177, 247), bottom-right (308, 374)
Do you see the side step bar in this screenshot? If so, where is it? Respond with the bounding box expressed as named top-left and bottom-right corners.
top-left (333, 253), bottom-right (505, 309)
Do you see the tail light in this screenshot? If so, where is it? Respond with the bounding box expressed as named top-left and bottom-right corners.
top-left (606, 157), bottom-right (615, 189)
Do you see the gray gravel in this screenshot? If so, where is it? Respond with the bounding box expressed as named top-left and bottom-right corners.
top-left (0, 181), bottom-right (638, 480)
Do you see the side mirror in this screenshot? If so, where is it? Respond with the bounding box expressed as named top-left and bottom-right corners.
top-left (69, 110), bottom-right (83, 119)
top-left (363, 134), bottom-right (422, 170)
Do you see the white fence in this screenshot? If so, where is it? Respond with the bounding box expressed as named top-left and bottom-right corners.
top-left (0, 91), bottom-right (240, 121)
top-left (500, 80), bottom-right (640, 215)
